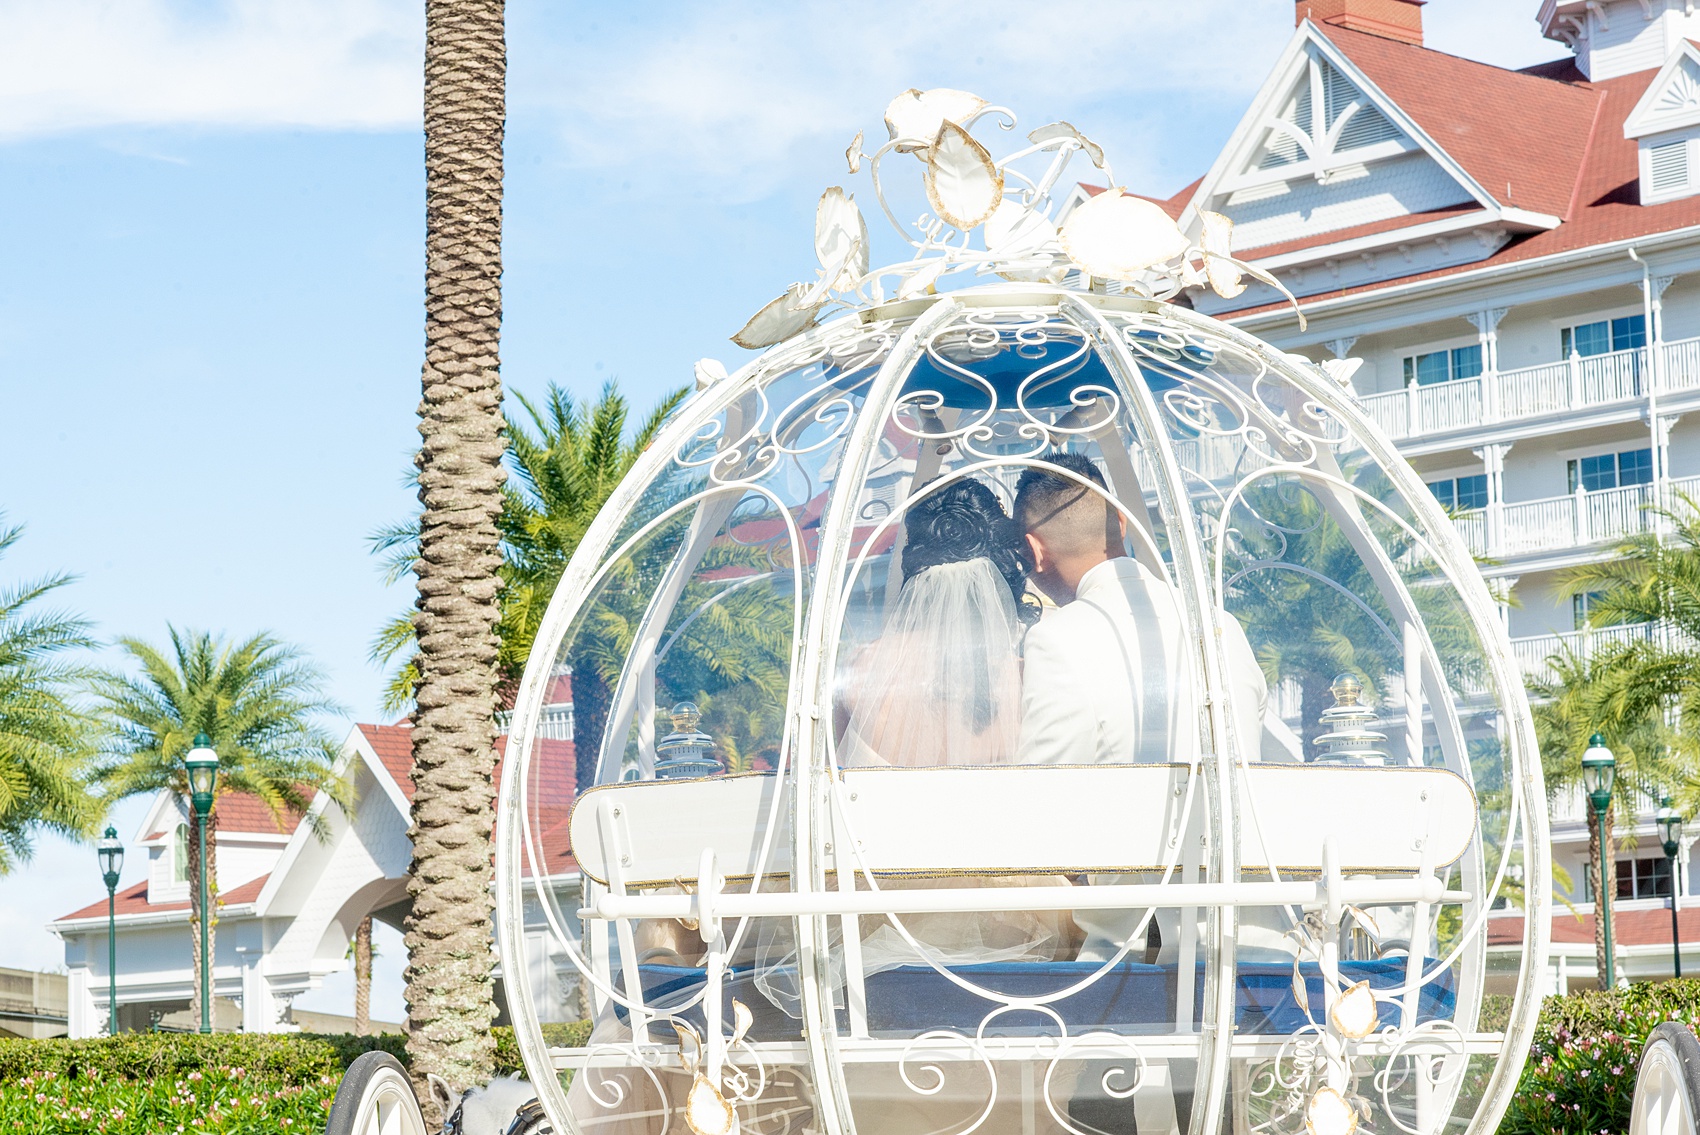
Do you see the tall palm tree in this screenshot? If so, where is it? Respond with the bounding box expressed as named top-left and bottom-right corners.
top-left (371, 380), bottom-right (689, 715)
top-left (1533, 495), bottom-right (1700, 984)
top-left (89, 629), bottom-right (346, 1028)
top-left (0, 519), bottom-right (99, 871)
top-left (406, 0), bottom-right (509, 1092)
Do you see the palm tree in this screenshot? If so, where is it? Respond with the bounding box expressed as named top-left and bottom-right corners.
top-left (405, 0), bottom-right (510, 1092)
top-left (89, 629), bottom-right (346, 1028)
top-left (352, 916), bottom-right (373, 1036)
top-left (372, 380), bottom-right (689, 715)
top-left (0, 519), bottom-right (99, 872)
top-left (1535, 494), bottom-right (1700, 984)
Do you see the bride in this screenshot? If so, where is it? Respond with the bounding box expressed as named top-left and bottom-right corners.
top-left (838, 475), bottom-right (1033, 767)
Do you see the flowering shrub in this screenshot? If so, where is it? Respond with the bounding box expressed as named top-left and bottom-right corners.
top-left (1499, 979), bottom-right (1700, 1135)
top-left (0, 1064), bottom-right (336, 1134)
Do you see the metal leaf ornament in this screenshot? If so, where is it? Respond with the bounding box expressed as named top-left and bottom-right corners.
top-left (845, 129), bottom-right (864, 174)
top-left (685, 1072), bottom-right (741, 1135)
top-left (815, 187), bottom-right (869, 291)
top-left (731, 283), bottom-right (822, 350)
top-left (925, 121), bottom-right (1003, 232)
top-left (1198, 210), bottom-right (1245, 298)
top-left (1329, 980), bottom-right (1379, 1040)
top-left (884, 87), bottom-right (987, 153)
top-left (1027, 121), bottom-right (1105, 168)
top-left (1061, 188), bottom-right (1189, 282)
top-left (1305, 1086), bottom-right (1359, 1135)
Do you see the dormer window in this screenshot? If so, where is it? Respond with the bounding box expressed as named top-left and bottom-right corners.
top-left (1624, 43), bottom-right (1700, 205)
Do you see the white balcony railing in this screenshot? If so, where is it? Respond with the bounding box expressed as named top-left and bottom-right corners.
top-left (1356, 339), bottom-right (1670, 441)
top-left (1509, 622), bottom-right (1685, 683)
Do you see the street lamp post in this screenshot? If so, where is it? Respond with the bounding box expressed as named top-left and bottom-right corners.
top-left (96, 827), bottom-right (123, 1036)
top-left (183, 735), bottom-right (220, 1035)
top-left (1582, 734), bottom-right (1619, 989)
top-left (1658, 795), bottom-right (1685, 979)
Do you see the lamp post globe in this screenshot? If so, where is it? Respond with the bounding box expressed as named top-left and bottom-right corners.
top-left (96, 826), bottom-right (122, 1036)
top-left (1581, 734), bottom-right (1618, 987)
top-left (1659, 795), bottom-right (1685, 978)
top-left (1581, 733), bottom-right (1616, 814)
top-left (182, 734), bottom-right (219, 1034)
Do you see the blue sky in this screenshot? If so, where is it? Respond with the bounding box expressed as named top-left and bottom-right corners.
top-left (0, 0), bottom-right (1557, 1021)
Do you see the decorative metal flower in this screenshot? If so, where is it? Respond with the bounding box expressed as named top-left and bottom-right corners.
top-left (729, 88), bottom-right (1303, 350)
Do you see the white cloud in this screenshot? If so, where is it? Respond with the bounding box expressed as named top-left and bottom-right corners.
top-left (521, 1), bottom-right (1297, 201)
top-left (0, 0), bottom-right (420, 139)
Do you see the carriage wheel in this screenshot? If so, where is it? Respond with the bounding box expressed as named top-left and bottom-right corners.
top-left (325, 1051), bottom-right (430, 1135)
top-left (1632, 1022), bottom-right (1700, 1135)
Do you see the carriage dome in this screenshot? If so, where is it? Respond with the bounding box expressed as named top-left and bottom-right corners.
top-left (494, 91), bottom-right (1548, 1135)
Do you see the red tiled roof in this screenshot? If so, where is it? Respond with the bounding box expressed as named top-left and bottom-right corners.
top-left (358, 723), bottom-right (578, 877)
top-left (1489, 905), bottom-right (1700, 948)
top-left (1214, 44), bottom-right (1700, 318)
top-left (358, 723), bottom-right (416, 803)
top-left (1324, 25), bottom-right (1600, 221)
top-left (214, 792), bottom-right (301, 836)
top-left (56, 873), bottom-right (271, 923)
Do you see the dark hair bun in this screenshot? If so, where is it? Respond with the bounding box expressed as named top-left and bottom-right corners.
top-left (901, 478), bottom-right (1034, 619)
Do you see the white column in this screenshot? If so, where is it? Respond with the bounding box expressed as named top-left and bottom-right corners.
top-left (1473, 442), bottom-right (1512, 555)
top-left (1324, 336), bottom-right (1358, 359)
top-left (66, 964), bottom-right (98, 1039)
top-left (1466, 307), bottom-right (1510, 422)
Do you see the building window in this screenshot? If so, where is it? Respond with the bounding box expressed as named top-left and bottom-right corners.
top-left (1618, 856), bottom-right (1673, 900)
top-left (1582, 856), bottom-right (1675, 900)
top-left (1427, 474), bottom-right (1488, 511)
top-left (1561, 314), bottom-right (1646, 358)
top-left (1567, 447), bottom-right (1654, 492)
top-left (1402, 344), bottom-right (1483, 386)
top-left (1572, 591), bottom-right (1604, 630)
top-left (173, 823), bottom-right (189, 884)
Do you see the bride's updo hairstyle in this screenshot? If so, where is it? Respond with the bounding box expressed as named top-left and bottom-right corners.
top-left (901, 477), bottom-right (1032, 617)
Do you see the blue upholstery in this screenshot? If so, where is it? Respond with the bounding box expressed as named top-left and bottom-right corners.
top-left (615, 958), bottom-right (1454, 1040)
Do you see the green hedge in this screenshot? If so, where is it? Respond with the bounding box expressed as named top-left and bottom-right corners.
top-left (0, 1031), bottom-right (404, 1084)
top-left (0, 1020), bottom-right (591, 1083)
top-left (1500, 979), bottom-right (1700, 1135)
top-left (0, 1024), bottom-right (592, 1135)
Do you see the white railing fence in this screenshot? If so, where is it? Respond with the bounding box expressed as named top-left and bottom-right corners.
top-left (1355, 340), bottom-right (1677, 441)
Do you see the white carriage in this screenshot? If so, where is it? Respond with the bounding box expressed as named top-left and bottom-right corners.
top-left (335, 91), bottom-right (1572, 1135)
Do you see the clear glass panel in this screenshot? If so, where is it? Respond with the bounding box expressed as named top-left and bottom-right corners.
top-left (809, 306), bottom-right (1211, 1135)
top-left (1104, 306), bottom-right (1525, 1135)
top-left (505, 317), bottom-right (906, 1135)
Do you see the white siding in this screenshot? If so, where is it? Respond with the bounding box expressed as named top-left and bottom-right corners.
top-left (1223, 152), bottom-right (1472, 251)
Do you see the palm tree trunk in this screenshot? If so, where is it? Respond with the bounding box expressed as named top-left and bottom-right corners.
top-left (569, 656), bottom-right (610, 790)
top-left (404, 0), bottom-right (507, 1096)
top-left (354, 916), bottom-right (373, 1036)
top-left (1589, 805), bottom-right (1621, 988)
top-left (186, 805), bottom-right (219, 1029)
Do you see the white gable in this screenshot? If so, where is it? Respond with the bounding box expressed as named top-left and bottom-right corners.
top-left (1625, 41), bottom-right (1700, 139)
top-left (1186, 26), bottom-right (1486, 256)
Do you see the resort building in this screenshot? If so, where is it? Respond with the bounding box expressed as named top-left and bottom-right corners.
top-left (49, 718), bottom-right (583, 1038)
top-left (1161, 0), bottom-right (1700, 987)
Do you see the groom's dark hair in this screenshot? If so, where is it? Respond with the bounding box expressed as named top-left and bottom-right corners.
top-left (1014, 452), bottom-right (1117, 558)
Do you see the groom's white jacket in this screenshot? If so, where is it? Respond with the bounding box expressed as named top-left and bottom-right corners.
top-left (1017, 556), bottom-right (1273, 765)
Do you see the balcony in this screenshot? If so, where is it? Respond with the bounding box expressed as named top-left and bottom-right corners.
top-left (1355, 337), bottom-right (1700, 442)
top-left (1509, 622), bottom-right (1689, 683)
top-left (1443, 472), bottom-right (1700, 562)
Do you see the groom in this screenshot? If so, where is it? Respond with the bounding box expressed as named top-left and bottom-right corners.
top-left (1014, 451), bottom-right (1269, 766)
